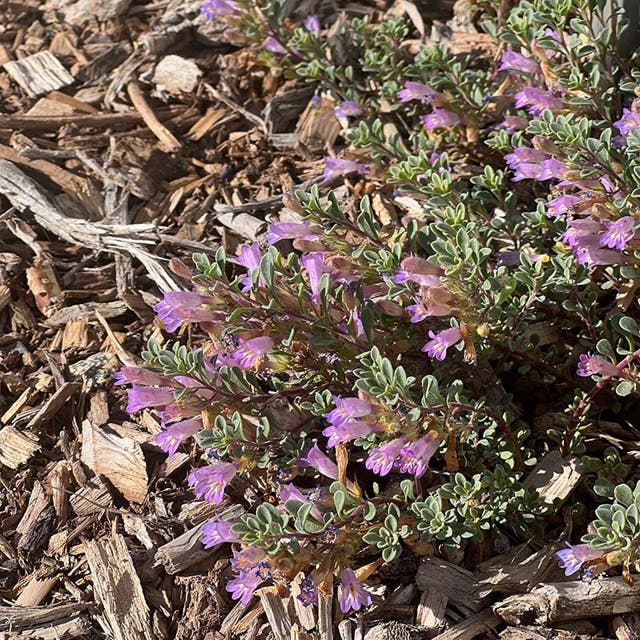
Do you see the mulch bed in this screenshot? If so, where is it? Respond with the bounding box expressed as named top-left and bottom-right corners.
top-left (1, 1), bottom-right (636, 639)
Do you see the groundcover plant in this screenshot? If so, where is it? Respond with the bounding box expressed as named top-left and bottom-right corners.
top-left (119, 0), bottom-right (640, 611)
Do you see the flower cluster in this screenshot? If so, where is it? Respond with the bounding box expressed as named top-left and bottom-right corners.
top-left (118, 0), bottom-right (640, 616)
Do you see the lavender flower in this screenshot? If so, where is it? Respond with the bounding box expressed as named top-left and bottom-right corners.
top-left (114, 367), bottom-right (169, 387)
top-left (154, 291), bottom-right (222, 333)
top-left (264, 36), bottom-right (287, 54)
top-left (326, 397), bottom-right (376, 428)
top-left (323, 419), bottom-right (385, 448)
top-left (334, 101), bottom-right (363, 118)
top-left (365, 437), bottom-right (408, 476)
top-left (396, 432), bottom-right (439, 478)
top-left (202, 520), bottom-right (240, 547)
top-left (300, 252), bottom-right (325, 304)
top-left (555, 543), bottom-right (606, 576)
top-left (422, 327), bottom-right (463, 361)
top-left (229, 336), bottom-right (274, 369)
top-left (393, 256), bottom-right (442, 287)
top-left (505, 148), bottom-right (566, 182)
top-left (200, 0), bottom-right (239, 18)
top-left (339, 568), bottom-right (372, 613)
top-left (514, 87), bottom-right (563, 115)
top-left (236, 242), bottom-right (264, 291)
top-left (297, 575), bottom-right (318, 606)
top-left (498, 47), bottom-right (541, 75)
top-left (614, 107), bottom-right (640, 135)
top-left (600, 217), bottom-right (635, 251)
top-left (267, 221), bottom-right (319, 245)
top-left (126, 385), bottom-right (174, 413)
top-left (545, 194), bottom-right (583, 218)
top-left (188, 462), bottom-right (237, 504)
top-left (279, 483), bottom-right (323, 520)
top-left (322, 157), bottom-right (368, 181)
top-left (304, 15), bottom-right (320, 32)
top-left (155, 417), bottom-right (202, 456)
top-left (397, 81), bottom-right (441, 104)
top-left (227, 570), bottom-right (262, 605)
top-left (576, 354), bottom-right (619, 378)
top-left (299, 444), bottom-right (339, 479)
top-left (422, 108), bottom-right (462, 130)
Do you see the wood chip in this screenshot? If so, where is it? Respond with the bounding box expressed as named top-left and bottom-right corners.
top-left (0, 426), bottom-right (40, 469)
top-left (155, 504), bottom-right (244, 574)
top-left (0, 603), bottom-right (87, 633)
top-left (494, 577), bottom-right (640, 625)
top-left (85, 533), bottom-right (155, 640)
top-left (153, 55), bottom-right (202, 93)
top-left (433, 610), bottom-right (502, 640)
top-left (69, 475), bottom-right (113, 516)
top-left (523, 450), bottom-right (583, 507)
top-left (416, 587), bottom-right (447, 634)
top-left (259, 587), bottom-right (293, 640)
top-left (3, 51), bottom-right (75, 97)
top-left (81, 420), bottom-right (148, 503)
top-left (416, 556), bottom-right (486, 613)
top-left (26, 382), bottom-right (79, 431)
top-left (16, 481), bottom-right (55, 555)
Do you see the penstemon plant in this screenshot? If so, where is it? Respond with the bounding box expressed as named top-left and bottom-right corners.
top-left (117, 0), bottom-right (640, 613)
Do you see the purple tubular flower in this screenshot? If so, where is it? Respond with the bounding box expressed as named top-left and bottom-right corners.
top-left (505, 148), bottom-right (566, 182)
top-left (325, 397), bottom-right (375, 428)
top-left (114, 367), bottom-right (168, 387)
top-left (126, 385), bottom-right (174, 413)
top-left (562, 219), bottom-right (604, 248)
top-left (422, 108), bottom-right (462, 130)
top-left (301, 252), bottom-right (325, 304)
top-left (200, 0), bottom-right (239, 18)
top-left (322, 157), bottom-right (368, 181)
top-left (600, 217), bottom-right (635, 251)
top-left (323, 420), bottom-right (385, 448)
top-left (299, 444), bottom-right (339, 479)
top-left (229, 336), bottom-right (274, 369)
top-left (614, 108), bottom-right (640, 135)
top-left (555, 543), bottom-right (606, 576)
top-left (514, 87), bottom-right (563, 115)
top-left (339, 568), bottom-right (372, 613)
top-left (227, 570), bottom-right (262, 605)
top-left (304, 15), bottom-right (320, 32)
top-left (154, 291), bottom-right (221, 333)
top-left (297, 576), bottom-right (318, 606)
top-left (365, 437), bottom-right (408, 476)
top-left (264, 36), bottom-right (287, 54)
top-left (396, 432), bottom-right (439, 478)
top-left (498, 47), bottom-right (541, 75)
top-left (397, 81), bottom-right (440, 103)
top-left (188, 462), bottom-right (237, 504)
top-left (267, 221), bottom-right (318, 246)
top-left (393, 256), bottom-right (442, 286)
top-left (237, 242), bottom-right (264, 291)
top-left (576, 353), bottom-right (619, 378)
top-left (202, 520), bottom-right (240, 548)
top-left (545, 194), bottom-right (583, 218)
top-left (279, 484), bottom-right (323, 520)
top-left (155, 417), bottom-right (202, 456)
top-left (422, 327), bottom-right (463, 361)
top-left (334, 101), bottom-right (363, 118)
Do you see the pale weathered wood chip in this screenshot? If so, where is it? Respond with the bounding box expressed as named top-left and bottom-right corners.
top-left (3, 51), bottom-right (74, 97)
